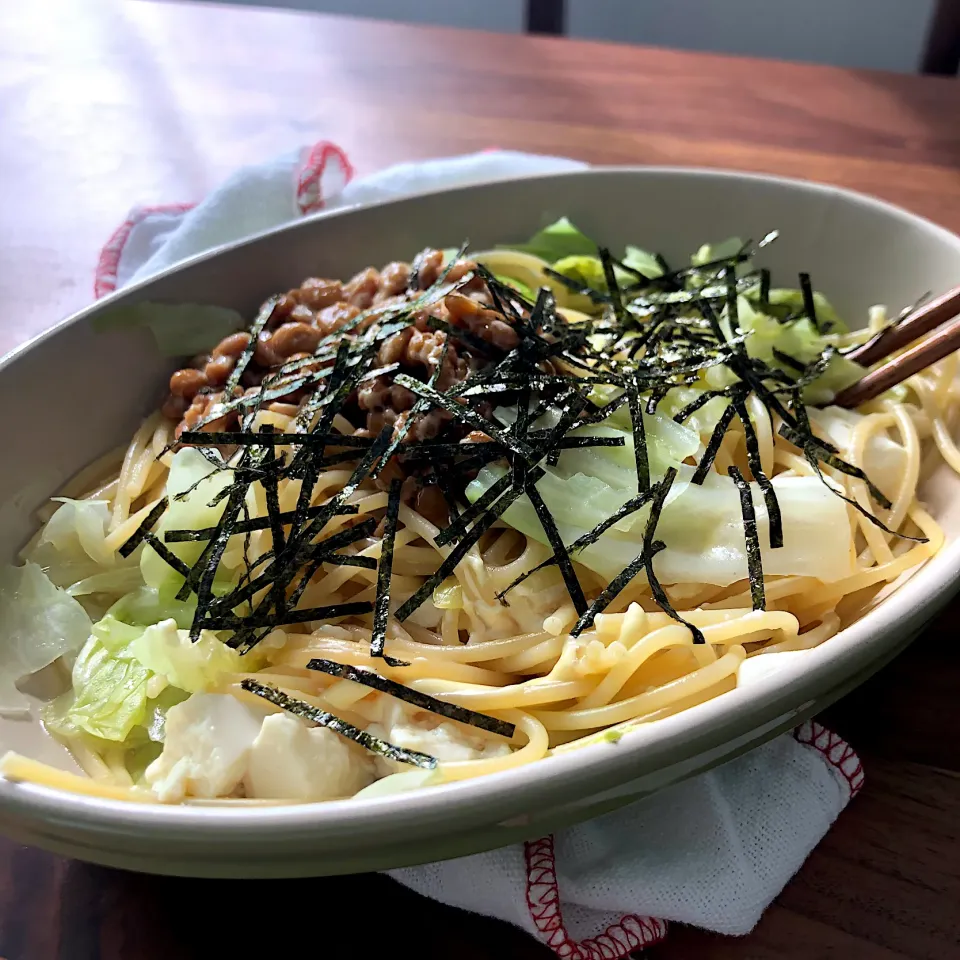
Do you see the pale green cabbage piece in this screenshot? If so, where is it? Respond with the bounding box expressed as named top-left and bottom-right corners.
top-left (26, 498), bottom-right (125, 589)
top-left (60, 634), bottom-right (150, 741)
top-left (129, 619), bottom-right (255, 694)
top-left (494, 274), bottom-right (535, 301)
top-left (500, 216), bottom-right (598, 263)
top-left (469, 462), bottom-right (853, 586)
top-left (110, 586), bottom-right (198, 630)
top-left (709, 296), bottom-right (862, 403)
top-left (140, 448), bottom-right (236, 592)
top-left (48, 606), bottom-right (257, 741)
top-left (0, 563), bottom-right (93, 711)
top-left (496, 404), bottom-right (698, 487)
top-left (468, 396), bottom-right (855, 594)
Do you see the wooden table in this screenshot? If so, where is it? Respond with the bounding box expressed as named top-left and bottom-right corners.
top-left (2, 2), bottom-right (960, 957)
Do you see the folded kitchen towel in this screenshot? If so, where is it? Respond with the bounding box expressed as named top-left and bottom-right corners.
top-left (99, 142), bottom-right (863, 957)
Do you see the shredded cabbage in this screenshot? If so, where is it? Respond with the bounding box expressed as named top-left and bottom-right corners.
top-left (46, 608), bottom-right (256, 741)
top-left (0, 563), bottom-right (93, 711)
top-left (501, 216), bottom-right (598, 262)
top-left (494, 274), bottom-right (535, 301)
top-left (468, 461), bottom-right (853, 586)
top-left (140, 448), bottom-right (236, 592)
top-left (58, 635), bottom-right (150, 741)
top-left (26, 498), bottom-right (130, 589)
top-left (129, 619), bottom-right (256, 694)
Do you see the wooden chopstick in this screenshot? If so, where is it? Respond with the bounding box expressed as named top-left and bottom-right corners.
top-left (844, 285), bottom-right (960, 367)
top-left (833, 313), bottom-right (960, 408)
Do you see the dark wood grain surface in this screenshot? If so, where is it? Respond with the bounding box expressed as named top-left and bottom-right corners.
top-left (2, 2), bottom-right (960, 957)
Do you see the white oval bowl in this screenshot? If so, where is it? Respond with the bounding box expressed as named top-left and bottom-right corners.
top-left (1, 168), bottom-right (959, 878)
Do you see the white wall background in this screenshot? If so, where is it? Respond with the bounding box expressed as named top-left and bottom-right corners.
top-left (194, 1), bottom-right (941, 74)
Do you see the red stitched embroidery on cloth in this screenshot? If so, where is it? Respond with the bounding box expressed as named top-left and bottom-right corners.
top-left (523, 724), bottom-right (862, 957)
top-left (94, 140), bottom-right (355, 298)
top-left (94, 203), bottom-right (196, 299)
top-left (793, 720), bottom-right (864, 798)
top-left (296, 141), bottom-right (353, 214)
top-left (524, 836), bottom-right (668, 959)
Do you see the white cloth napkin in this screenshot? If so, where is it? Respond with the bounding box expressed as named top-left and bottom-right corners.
top-left (97, 144), bottom-right (863, 955)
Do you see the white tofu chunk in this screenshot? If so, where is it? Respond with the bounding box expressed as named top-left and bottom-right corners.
top-left (244, 713), bottom-right (375, 801)
top-left (145, 693), bottom-right (263, 803)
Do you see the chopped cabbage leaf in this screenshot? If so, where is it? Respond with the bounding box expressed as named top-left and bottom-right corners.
top-left (92, 302), bottom-right (245, 357)
top-left (756, 287), bottom-right (847, 333)
top-left (0, 563), bottom-right (93, 711)
top-left (129, 618), bottom-right (258, 694)
top-left (468, 461), bottom-right (854, 587)
top-left (109, 586), bottom-right (198, 630)
top-left (40, 499), bottom-right (114, 566)
top-left (26, 498), bottom-right (131, 589)
top-left (494, 274), bottom-right (535, 301)
top-left (59, 635), bottom-right (150, 741)
top-left (66, 567), bottom-right (149, 599)
top-left (698, 296), bottom-right (862, 402)
top-left (140, 448), bottom-right (236, 592)
top-left (48, 607), bottom-right (253, 741)
top-left (658, 387), bottom-right (735, 437)
top-left (501, 216), bottom-right (597, 263)
top-left (541, 399), bottom-right (699, 480)
top-left (44, 677), bottom-right (188, 757)
top-left (692, 237), bottom-right (745, 267)
top-left (551, 253), bottom-right (657, 293)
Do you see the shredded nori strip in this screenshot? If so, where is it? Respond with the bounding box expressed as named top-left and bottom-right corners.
top-left (163, 503), bottom-right (357, 542)
top-left (778, 423), bottom-right (927, 542)
top-left (638, 471), bottom-right (706, 644)
top-left (771, 348), bottom-right (806, 373)
top-left (141, 532), bottom-right (192, 579)
top-left (201, 601), bottom-right (374, 631)
top-left (434, 470), bottom-right (512, 548)
top-left (728, 466), bottom-right (766, 610)
top-left (371, 479), bottom-right (402, 660)
top-left (691, 402), bottom-right (737, 485)
top-left (118, 497), bottom-right (168, 558)
top-left (570, 544), bottom-right (663, 638)
top-left (792, 346), bottom-right (837, 390)
top-left (626, 381), bottom-right (651, 493)
top-left (777, 423), bottom-right (891, 508)
top-left (394, 469), bottom-right (542, 623)
top-left (799, 272), bottom-right (826, 333)
top-left (306, 659), bottom-right (515, 738)
top-left (731, 394), bottom-right (783, 549)
top-left (599, 247), bottom-right (626, 324)
top-left (759, 269), bottom-right (771, 310)
top-left (672, 390), bottom-right (725, 424)
top-left (501, 483), bottom-right (662, 601)
top-left (241, 680), bottom-right (437, 768)
top-left (525, 482), bottom-right (588, 616)
top-left (183, 462), bottom-right (259, 631)
top-left (223, 296), bottom-right (280, 399)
